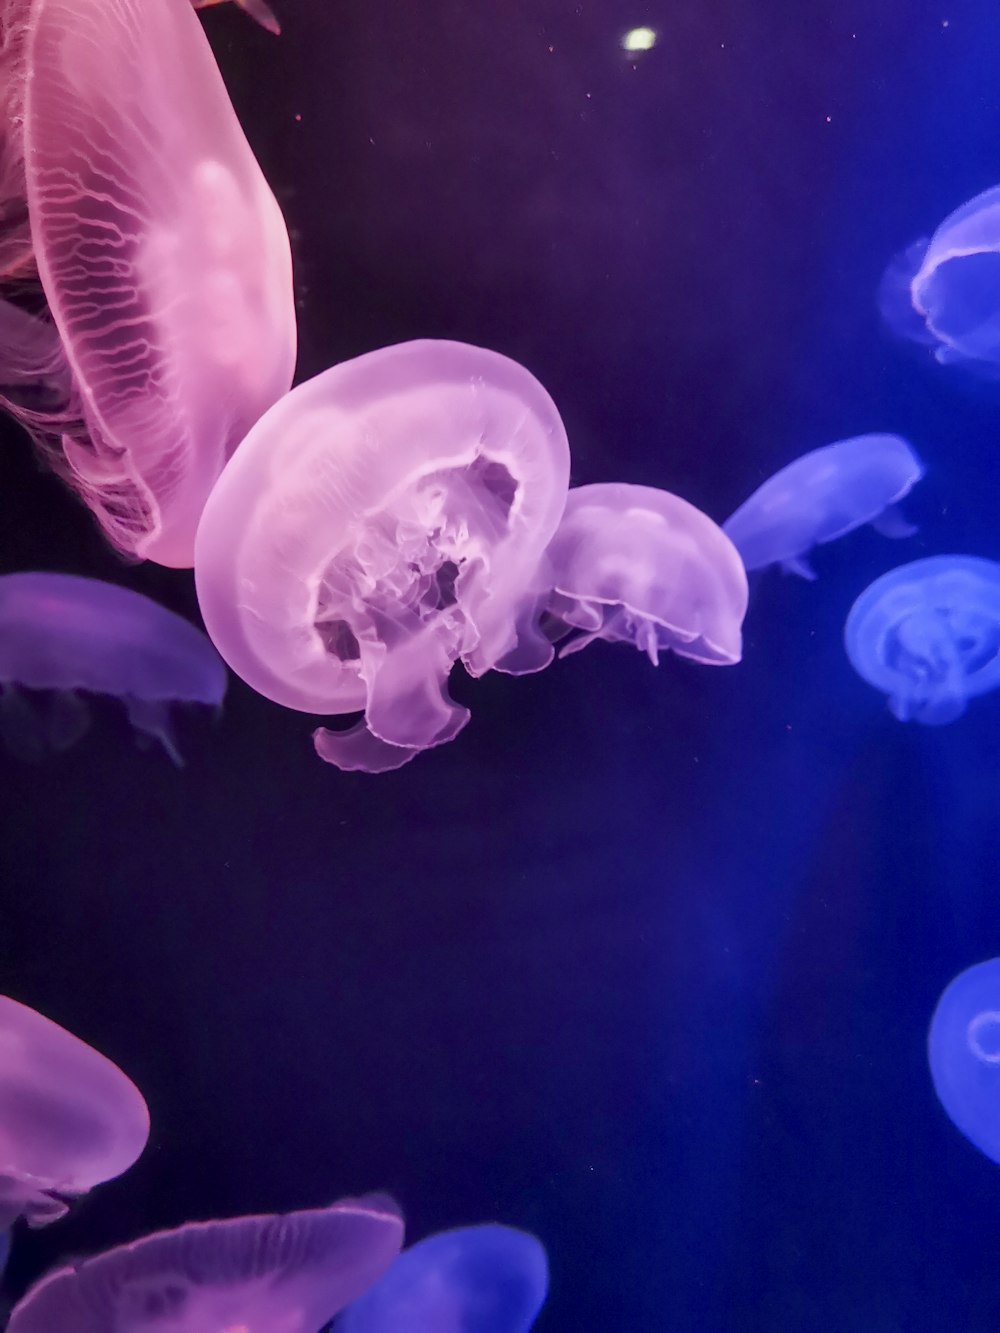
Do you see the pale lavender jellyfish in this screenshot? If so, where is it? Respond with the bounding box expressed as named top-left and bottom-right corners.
top-left (0, 0), bottom-right (295, 567)
top-left (536, 482), bottom-right (748, 667)
top-left (844, 556), bottom-right (1000, 725)
top-left (335, 1224), bottom-right (549, 1333)
top-left (0, 994), bottom-right (149, 1236)
top-left (879, 185), bottom-right (1000, 372)
top-left (7, 1195), bottom-right (404, 1331)
top-left (0, 572), bottom-right (227, 764)
top-left (721, 435), bottom-right (923, 580)
top-left (195, 339), bottom-right (571, 773)
top-left (192, 0), bottom-right (281, 34)
top-left (929, 959), bottom-right (1000, 1167)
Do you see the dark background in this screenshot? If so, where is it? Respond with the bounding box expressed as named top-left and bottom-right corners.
top-left (3, 0), bottom-right (1000, 1327)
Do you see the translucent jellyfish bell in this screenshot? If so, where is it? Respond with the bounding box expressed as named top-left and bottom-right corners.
top-left (0, 572), bottom-right (227, 765)
top-left (0, 0), bottom-right (295, 567)
top-left (0, 995), bottom-right (149, 1231)
top-left (722, 434), bottom-right (923, 580)
top-left (335, 1224), bottom-right (549, 1333)
top-left (194, 339), bottom-right (571, 773)
top-left (538, 482), bottom-right (748, 666)
top-left (844, 556), bottom-right (1000, 725)
top-left (7, 1195), bottom-right (404, 1332)
top-left (929, 959), bottom-right (1000, 1167)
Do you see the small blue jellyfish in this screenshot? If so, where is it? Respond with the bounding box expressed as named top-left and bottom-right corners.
top-left (929, 959), bottom-right (1000, 1166)
top-left (722, 434), bottom-right (923, 579)
top-left (844, 556), bottom-right (1000, 725)
top-left (879, 184), bottom-right (1000, 373)
top-left (334, 1224), bottom-right (549, 1333)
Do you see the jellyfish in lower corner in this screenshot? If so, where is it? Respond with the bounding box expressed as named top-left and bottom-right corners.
top-left (7, 1195), bottom-right (404, 1332)
top-left (334, 1224), bottom-right (549, 1333)
top-left (721, 435), bottom-right (923, 580)
top-left (194, 339), bottom-right (571, 773)
top-left (0, 572), bottom-right (226, 764)
top-left (928, 959), bottom-right (1000, 1167)
top-left (844, 556), bottom-right (1000, 725)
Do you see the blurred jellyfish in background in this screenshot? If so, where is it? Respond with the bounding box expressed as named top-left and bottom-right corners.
top-left (929, 959), bottom-right (1000, 1167)
top-left (879, 184), bottom-right (1000, 375)
top-left (844, 556), bottom-right (1000, 725)
top-left (722, 434), bottom-right (923, 580)
top-left (335, 1223), bottom-right (549, 1333)
top-left (531, 482), bottom-right (747, 668)
top-left (0, 572), bottom-right (226, 765)
top-left (0, 0), bottom-right (295, 567)
top-left (0, 994), bottom-right (149, 1251)
top-left (195, 339), bottom-right (571, 774)
top-left (7, 1195), bottom-right (404, 1331)
top-left (192, 0), bottom-right (281, 34)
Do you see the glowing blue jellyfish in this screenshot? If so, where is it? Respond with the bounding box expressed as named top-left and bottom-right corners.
top-left (929, 959), bottom-right (1000, 1166)
top-left (878, 184), bottom-right (1000, 373)
top-left (335, 1224), bottom-right (549, 1333)
top-left (844, 556), bottom-right (1000, 725)
top-left (722, 434), bottom-right (923, 580)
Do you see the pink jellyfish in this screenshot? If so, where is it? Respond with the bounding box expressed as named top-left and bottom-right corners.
top-left (0, 0), bottom-right (295, 567)
top-left (195, 340), bottom-right (571, 772)
top-left (0, 995), bottom-right (149, 1233)
top-left (7, 1195), bottom-right (404, 1331)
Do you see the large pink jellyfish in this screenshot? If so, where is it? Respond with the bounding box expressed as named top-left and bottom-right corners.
top-left (7, 1195), bottom-right (404, 1331)
top-left (195, 340), bottom-right (571, 772)
top-left (0, 0), bottom-right (295, 567)
top-left (0, 995), bottom-right (149, 1232)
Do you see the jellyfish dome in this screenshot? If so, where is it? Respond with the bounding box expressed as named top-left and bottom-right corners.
top-left (722, 434), bottom-right (923, 580)
top-left (0, 0), bottom-right (296, 566)
top-left (7, 1195), bottom-right (404, 1332)
top-left (538, 482), bottom-right (748, 666)
top-left (928, 959), bottom-right (1000, 1167)
top-left (844, 555), bottom-right (1000, 725)
top-left (0, 994), bottom-right (149, 1230)
top-left (194, 339), bottom-right (571, 773)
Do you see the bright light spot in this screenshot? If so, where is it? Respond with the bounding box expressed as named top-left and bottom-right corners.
top-left (622, 26), bottom-right (657, 52)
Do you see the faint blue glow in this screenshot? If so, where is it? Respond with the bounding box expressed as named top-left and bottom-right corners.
top-left (622, 26), bottom-right (657, 52)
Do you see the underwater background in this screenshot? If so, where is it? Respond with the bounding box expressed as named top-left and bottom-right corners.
top-left (2, 0), bottom-right (1000, 1327)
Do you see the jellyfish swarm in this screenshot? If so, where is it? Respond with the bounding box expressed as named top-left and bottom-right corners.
top-left (7, 1195), bottom-right (404, 1331)
top-left (335, 1224), bottom-right (549, 1333)
top-left (0, 572), bottom-right (226, 764)
top-left (721, 434), bottom-right (923, 580)
top-left (0, 0), bottom-right (295, 568)
top-left (0, 994), bottom-right (149, 1239)
top-left (536, 482), bottom-right (748, 667)
top-left (879, 185), bottom-right (1000, 374)
top-left (192, 0), bottom-right (281, 34)
top-left (195, 339), bottom-right (571, 773)
top-left (844, 556), bottom-right (1000, 725)
top-left (928, 959), bottom-right (1000, 1167)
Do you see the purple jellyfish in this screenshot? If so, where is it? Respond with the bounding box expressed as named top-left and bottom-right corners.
top-left (0, 995), bottom-right (149, 1235)
top-left (195, 339), bottom-right (571, 773)
top-left (0, 572), bottom-right (227, 765)
top-left (0, 0), bottom-right (295, 567)
top-left (7, 1195), bottom-right (404, 1331)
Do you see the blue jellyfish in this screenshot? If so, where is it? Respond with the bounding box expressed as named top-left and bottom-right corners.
top-left (844, 556), bottom-right (1000, 725)
top-left (722, 434), bottom-right (923, 580)
top-left (929, 959), bottom-right (1000, 1166)
top-left (879, 184), bottom-right (1000, 373)
top-left (335, 1224), bottom-right (549, 1333)
top-left (0, 572), bottom-right (226, 764)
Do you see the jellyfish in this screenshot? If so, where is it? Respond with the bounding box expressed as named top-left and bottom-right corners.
top-left (928, 959), bottom-right (1000, 1167)
top-left (844, 555), bottom-right (1000, 725)
top-left (192, 0), bottom-right (281, 34)
top-left (335, 1224), bottom-right (549, 1333)
top-left (194, 339), bottom-right (571, 773)
top-left (878, 184), bottom-right (1000, 372)
top-left (6, 1195), bottom-right (404, 1331)
top-left (721, 435), bottom-right (923, 580)
top-left (0, 572), bottom-right (227, 764)
top-left (531, 482), bottom-right (748, 667)
top-left (0, 0), bottom-right (295, 567)
top-left (0, 994), bottom-right (149, 1241)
